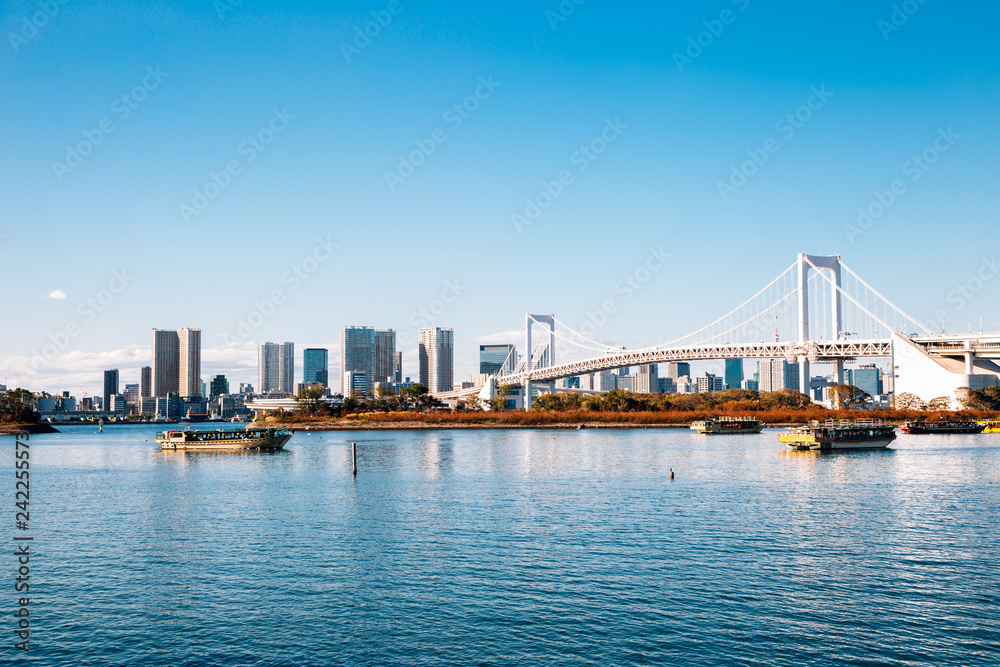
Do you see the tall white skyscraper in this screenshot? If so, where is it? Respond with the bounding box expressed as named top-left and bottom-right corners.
top-left (258, 342), bottom-right (294, 394)
top-left (758, 359), bottom-right (800, 392)
top-left (178, 327), bottom-right (201, 397)
top-left (418, 327), bottom-right (454, 393)
top-left (374, 329), bottom-right (396, 384)
top-left (341, 327), bottom-right (375, 396)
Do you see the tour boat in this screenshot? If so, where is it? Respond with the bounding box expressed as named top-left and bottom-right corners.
top-left (156, 427), bottom-right (292, 451)
top-left (978, 421), bottom-right (1000, 433)
top-left (690, 417), bottom-right (764, 434)
top-left (899, 421), bottom-right (985, 435)
top-left (780, 420), bottom-right (896, 451)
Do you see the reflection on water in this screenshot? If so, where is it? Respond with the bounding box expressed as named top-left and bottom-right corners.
top-left (5, 425), bottom-right (999, 665)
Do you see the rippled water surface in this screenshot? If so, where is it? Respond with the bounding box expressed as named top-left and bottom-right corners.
top-left (5, 425), bottom-right (1000, 665)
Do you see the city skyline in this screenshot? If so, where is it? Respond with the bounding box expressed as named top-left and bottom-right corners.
top-left (3, 2), bottom-right (999, 399)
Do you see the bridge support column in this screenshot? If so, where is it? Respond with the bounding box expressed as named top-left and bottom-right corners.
top-left (799, 359), bottom-right (810, 397)
top-left (965, 352), bottom-right (976, 375)
top-left (524, 378), bottom-right (532, 410)
top-left (833, 360), bottom-right (843, 385)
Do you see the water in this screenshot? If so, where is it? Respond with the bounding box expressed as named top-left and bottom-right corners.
top-left (4, 425), bottom-right (999, 665)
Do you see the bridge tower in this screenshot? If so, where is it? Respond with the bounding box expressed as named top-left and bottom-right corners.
top-left (524, 314), bottom-right (556, 409)
top-left (797, 253), bottom-right (844, 394)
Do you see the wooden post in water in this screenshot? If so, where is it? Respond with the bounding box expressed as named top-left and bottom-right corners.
top-left (352, 442), bottom-right (357, 477)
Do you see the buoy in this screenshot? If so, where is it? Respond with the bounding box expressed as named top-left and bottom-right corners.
top-left (669, 468), bottom-right (675, 479)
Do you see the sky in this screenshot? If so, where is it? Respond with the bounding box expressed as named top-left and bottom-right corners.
top-left (1, 0), bottom-right (999, 397)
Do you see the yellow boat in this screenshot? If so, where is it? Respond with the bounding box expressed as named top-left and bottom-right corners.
top-left (978, 421), bottom-right (1000, 433)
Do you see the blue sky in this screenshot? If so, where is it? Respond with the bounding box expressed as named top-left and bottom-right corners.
top-left (1, 0), bottom-right (999, 396)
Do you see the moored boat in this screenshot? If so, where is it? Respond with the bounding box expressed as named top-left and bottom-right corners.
top-left (780, 420), bottom-right (896, 451)
top-left (899, 420), bottom-right (985, 435)
top-left (156, 427), bottom-right (291, 451)
top-left (690, 417), bottom-right (764, 434)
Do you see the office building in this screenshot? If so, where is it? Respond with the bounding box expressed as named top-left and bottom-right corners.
top-left (742, 379), bottom-right (759, 391)
top-left (103, 369), bottom-right (119, 410)
top-left (123, 383), bottom-right (139, 413)
top-left (239, 383), bottom-right (254, 396)
top-left (139, 366), bottom-right (151, 398)
top-left (341, 327), bottom-right (376, 396)
top-left (698, 374), bottom-right (724, 393)
top-left (479, 344), bottom-right (517, 376)
top-left (616, 374), bottom-right (635, 392)
top-left (666, 362), bottom-right (690, 380)
top-left (419, 327), bottom-right (454, 394)
top-left (657, 377), bottom-right (676, 394)
top-left (344, 370), bottom-right (367, 398)
top-left (178, 328), bottom-right (201, 397)
top-left (303, 348), bottom-right (329, 386)
top-left (582, 370), bottom-right (616, 392)
top-left (108, 393), bottom-right (128, 415)
top-left (259, 342), bottom-right (295, 394)
top-left (635, 364), bottom-right (659, 393)
top-left (724, 359), bottom-right (744, 390)
top-left (853, 364), bottom-right (882, 397)
top-left (395, 352), bottom-right (403, 382)
top-left (375, 330), bottom-right (396, 383)
top-left (209, 375), bottom-right (229, 400)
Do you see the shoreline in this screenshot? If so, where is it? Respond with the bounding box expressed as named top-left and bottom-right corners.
top-left (0, 423), bottom-right (60, 435)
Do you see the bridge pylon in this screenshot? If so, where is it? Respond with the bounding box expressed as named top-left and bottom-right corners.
top-left (797, 254), bottom-right (845, 393)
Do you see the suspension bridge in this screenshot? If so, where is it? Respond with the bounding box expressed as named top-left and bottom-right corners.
top-left (440, 254), bottom-right (1000, 409)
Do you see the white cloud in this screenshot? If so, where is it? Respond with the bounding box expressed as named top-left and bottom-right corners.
top-left (45, 289), bottom-right (67, 300)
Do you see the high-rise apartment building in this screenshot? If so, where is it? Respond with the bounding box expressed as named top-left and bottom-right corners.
top-left (395, 352), bottom-right (402, 382)
top-left (258, 342), bottom-right (295, 394)
top-left (139, 366), bottom-right (152, 398)
top-left (635, 364), bottom-right (659, 393)
top-left (341, 327), bottom-right (376, 396)
top-left (303, 348), bottom-right (329, 387)
top-left (375, 330), bottom-right (396, 384)
top-left (724, 359), bottom-right (743, 390)
top-left (178, 327), bottom-right (201, 397)
top-left (103, 369), bottom-right (119, 410)
top-left (758, 359), bottom-right (800, 392)
top-left (151, 329), bottom-right (180, 397)
top-left (419, 327), bottom-right (454, 394)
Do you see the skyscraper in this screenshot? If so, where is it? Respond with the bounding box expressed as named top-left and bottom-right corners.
top-left (375, 329), bottom-right (396, 383)
top-left (178, 327), bottom-right (201, 397)
top-left (666, 362), bottom-right (691, 380)
top-left (758, 359), bottom-right (800, 392)
top-left (479, 344), bottom-right (516, 375)
top-left (209, 374), bottom-right (229, 399)
top-left (151, 329), bottom-right (180, 397)
top-left (635, 364), bottom-right (659, 393)
top-left (103, 369), bottom-right (119, 410)
top-left (303, 348), bottom-right (329, 386)
top-left (853, 364), bottom-right (882, 397)
top-left (139, 366), bottom-right (152, 398)
top-left (395, 351), bottom-right (402, 382)
top-left (341, 327), bottom-right (375, 396)
top-left (419, 327), bottom-right (454, 393)
top-left (258, 342), bottom-right (295, 393)
top-left (724, 359), bottom-right (744, 390)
